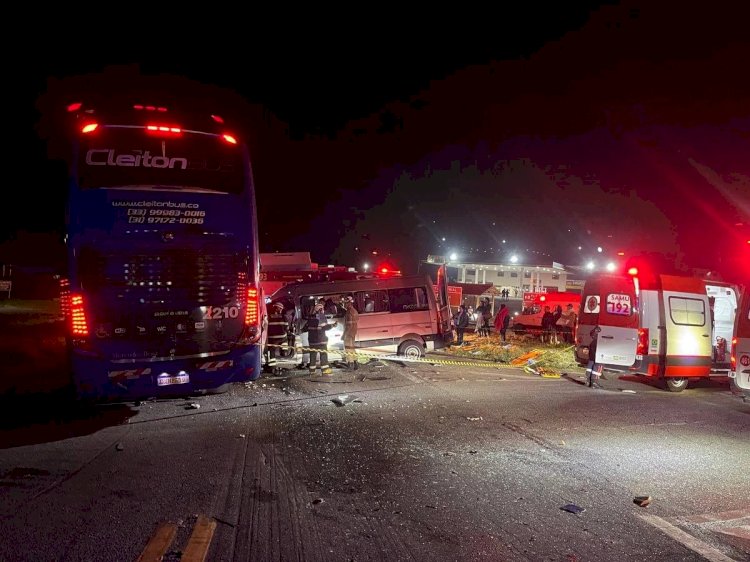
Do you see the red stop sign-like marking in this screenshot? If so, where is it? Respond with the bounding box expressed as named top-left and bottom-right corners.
top-left (741, 354), bottom-right (750, 367)
top-left (587, 296), bottom-right (598, 311)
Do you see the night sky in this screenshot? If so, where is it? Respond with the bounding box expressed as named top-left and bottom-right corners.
top-left (4, 2), bottom-right (750, 280)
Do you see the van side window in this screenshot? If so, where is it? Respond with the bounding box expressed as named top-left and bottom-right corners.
top-left (668, 296), bottom-right (706, 326)
top-left (356, 290), bottom-right (389, 313)
top-left (388, 287), bottom-right (429, 313)
top-left (308, 294), bottom-right (347, 318)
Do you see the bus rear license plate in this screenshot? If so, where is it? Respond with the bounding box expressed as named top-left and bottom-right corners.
top-left (157, 373), bottom-right (190, 386)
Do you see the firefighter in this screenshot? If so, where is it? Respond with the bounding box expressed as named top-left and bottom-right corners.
top-left (265, 301), bottom-right (288, 370)
top-left (306, 301), bottom-right (336, 375)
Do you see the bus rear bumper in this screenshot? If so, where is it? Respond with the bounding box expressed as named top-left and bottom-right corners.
top-left (72, 348), bottom-right (261, 401)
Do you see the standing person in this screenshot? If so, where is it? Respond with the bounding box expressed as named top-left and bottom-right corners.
top-left (541, 306), bottom-right (555, 343)
top-left (307, 301), bottom-right (336, 375)
top-left (342, 295), bottom-right (359, 370)
top-left (454, 304), bottom-right (469, 345)
top-left (586, 326), bottom-right (603, 388)
top-left (559, 303), bottom-right (577, 344)
top-left (476, 298), bottom-right (490, 337)
top-left (494, 303), bottom-right (510, 343)
top-left (265, 301), bottom-right (288, 370)
top-left (295, 298), bottom-right (314, 370)
top-left (551, 305), bottom-right (563, 344)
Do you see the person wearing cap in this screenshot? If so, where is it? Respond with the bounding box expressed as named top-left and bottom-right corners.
top-left (306, 300), bottom-right (337, 375)
top-left (295, 298), bottom-right (314, 370)
top-left (342, 295), bottom-right (359, 369)
top-left (265, 301), bottom-right (288, 370)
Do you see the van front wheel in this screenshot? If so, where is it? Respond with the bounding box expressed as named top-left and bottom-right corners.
top-left (665, 377), bottom-right (688, 392)
top-left (398, 339), bottom-right (424, 359)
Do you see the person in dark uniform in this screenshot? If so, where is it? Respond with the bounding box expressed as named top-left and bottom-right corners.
top-left (265, 301), bottom-right (288, 369)
top-left (306, 301), bottom-right (336, 375)
top-left (586, 325), bottom-right (603, 388)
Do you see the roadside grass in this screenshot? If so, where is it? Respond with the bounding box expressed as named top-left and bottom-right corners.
top-left (444, 332), bottom-right (583, 373)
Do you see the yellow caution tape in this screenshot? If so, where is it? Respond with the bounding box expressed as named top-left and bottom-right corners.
top-left (263, 342), bottom-right (568, 372)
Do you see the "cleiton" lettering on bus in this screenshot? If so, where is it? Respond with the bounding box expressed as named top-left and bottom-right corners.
top-left (86, 149), bottom-right (188, 169)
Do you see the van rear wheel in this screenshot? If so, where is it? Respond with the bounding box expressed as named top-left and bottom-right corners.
top-left (398, 339), bottom-right (424, 359)
top-left (665, 377), bottom-right (688, 392)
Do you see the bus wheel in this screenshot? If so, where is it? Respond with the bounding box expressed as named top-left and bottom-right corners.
top-left (665, 377), bottom-right (688, 392)
top-left (398, 339), bottom-right (424, 359)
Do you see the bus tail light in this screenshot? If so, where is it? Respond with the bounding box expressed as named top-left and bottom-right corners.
top-left (81, 123), bottom-right (98, 134)
top-left (146, 125), bottom-right (182, 136)
top-left (70, 293), bottom-right (90, 337)
top-left (222, 134), bottom-right (237, 144)
top-left (637, 328), bottom-right (649, 356)
top-left (245, 286), bottom-right (259, 326)
top-left (239, 285), bottom-right (261, 344)
top-left (731, 337), bottom-right (737, 370)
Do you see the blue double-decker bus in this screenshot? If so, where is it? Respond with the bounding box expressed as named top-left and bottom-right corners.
top-left (61, 101), bottom-right (265, 401)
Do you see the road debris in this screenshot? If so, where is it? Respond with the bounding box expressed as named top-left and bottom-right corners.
top-left (115, 443), bottom-right (124, 451)
top-left (331, 395), bottom-right (354, 407)
top-left (560, 504), bottom-right (585, 515)
top-left (185, 403), bottom-right (201, 410)
top-left (312, 498), bottom-right (324, 505)
top-left (633, 495), bottom-right (652, 507)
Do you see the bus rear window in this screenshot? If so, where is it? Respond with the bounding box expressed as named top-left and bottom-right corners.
top-left (78, 128), bottom-right (245, 193)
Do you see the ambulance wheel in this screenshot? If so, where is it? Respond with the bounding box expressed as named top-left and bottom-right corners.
top-left (665, 377), bottom-right (688, 392)
top-left (398, 339), bottom-right (424, 359)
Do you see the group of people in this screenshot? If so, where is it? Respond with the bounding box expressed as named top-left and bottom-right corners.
top-left (541, 304), bottom-right (577, 344)
top-left (265, 295), bottom-right (360, 375)
top-left (453, 298), bottom-right (512, 345)
top-left (452, 299), bottom-right (578, 346)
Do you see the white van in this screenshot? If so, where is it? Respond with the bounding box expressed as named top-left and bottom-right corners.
top-left (269, 272), bottom-right (454, 359)
top-left (729, 286), bottom-right (749, 400)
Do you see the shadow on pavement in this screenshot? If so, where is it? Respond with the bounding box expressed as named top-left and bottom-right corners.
top-left (0, 385), bottom-right (136, 449)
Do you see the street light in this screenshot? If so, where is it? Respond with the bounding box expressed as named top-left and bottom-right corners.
top-left (363, 263), bottom-right (370, 271)
top-left (586, 261), bottom-right (596, 271)
top-left (449, 252), bottom-right (458, 261)
top-left (510, 255), bottom-right (518, 263)
top-left (606, 262), bottom-right (616, 272)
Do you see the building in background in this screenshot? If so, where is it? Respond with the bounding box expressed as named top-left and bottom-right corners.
top-left (422, 255), bottom-right (579, 297)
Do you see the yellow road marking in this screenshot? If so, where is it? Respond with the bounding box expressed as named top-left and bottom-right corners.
top-left (182, 515), bottom-right (217, 562)
top-left (136, 522), bottom-right (177, 562)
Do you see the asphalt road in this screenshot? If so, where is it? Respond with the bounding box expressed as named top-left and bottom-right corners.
top-left (0, 356), bottom-right (748, 562)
